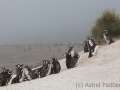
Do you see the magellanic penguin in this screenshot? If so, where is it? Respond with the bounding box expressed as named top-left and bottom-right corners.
top-left (103, 30), bottom-right (114, 44)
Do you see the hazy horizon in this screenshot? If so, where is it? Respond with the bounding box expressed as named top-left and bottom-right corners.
top-left (0, 0), bottom-right (120, 45)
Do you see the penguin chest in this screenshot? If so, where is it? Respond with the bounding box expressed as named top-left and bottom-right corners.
top-left (103, 34), bottom-right (110, 43)
top-left (70, 51), bottom-right (75, 57)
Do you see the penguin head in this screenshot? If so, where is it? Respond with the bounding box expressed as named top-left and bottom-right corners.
top-left (87, 36), bottom-right (92, 40)
top-left (104, 30), bottom-right (108, 33)
top-left (69, 46), bottom-right (74, 51)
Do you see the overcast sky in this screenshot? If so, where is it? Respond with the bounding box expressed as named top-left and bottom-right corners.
top-left (0, 0), bottom-right (120, 44)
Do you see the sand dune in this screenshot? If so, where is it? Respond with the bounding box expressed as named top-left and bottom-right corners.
top-left (0, 40), bottom-right (120, 90)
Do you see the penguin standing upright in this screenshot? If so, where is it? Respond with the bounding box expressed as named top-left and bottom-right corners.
top-left (103, 30), bottom-right (114, 44)
top-left (65, 46), bottom-right (80, 68)
top-left (87, 36), bottom-right (99, 58)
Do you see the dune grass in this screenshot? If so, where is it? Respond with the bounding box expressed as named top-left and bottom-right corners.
top-left (91, 8), bottom-right (120, 42)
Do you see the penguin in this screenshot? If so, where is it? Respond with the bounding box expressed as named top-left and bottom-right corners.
top-left (87, 36), bottom-right (99, 58)
top-left (103, 30), bottom-right (114, 44)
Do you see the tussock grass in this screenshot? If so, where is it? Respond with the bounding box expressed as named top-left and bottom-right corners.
top-left (91, 8), bottom-right (120, 43)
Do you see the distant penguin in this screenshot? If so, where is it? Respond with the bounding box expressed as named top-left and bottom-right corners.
top-left (103, 30), bottom-right (114, 44)
top-left (87, 36), bottom-right (99, 58)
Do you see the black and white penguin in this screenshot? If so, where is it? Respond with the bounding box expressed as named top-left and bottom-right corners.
top-left (103, 30), bottom-right (114, 44)
top-left (87, 36), bottom-right (99, 58)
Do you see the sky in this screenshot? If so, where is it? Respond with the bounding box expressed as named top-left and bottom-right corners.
top-left (0, 0), bottom-right (120, 45)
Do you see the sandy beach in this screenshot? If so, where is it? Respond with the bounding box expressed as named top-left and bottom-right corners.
top-left (0, 40), bottom-right (120, 90)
